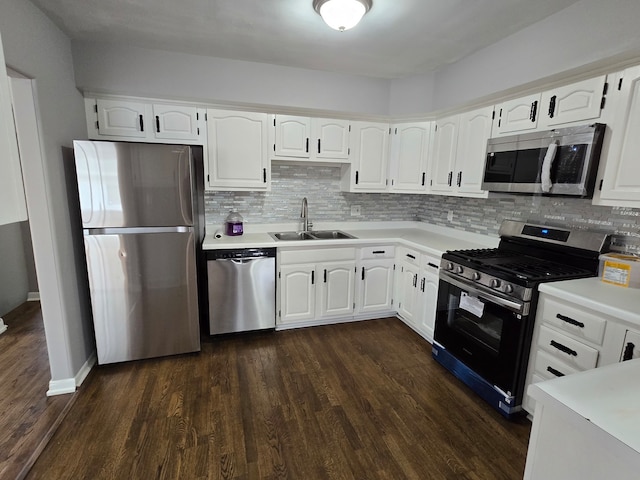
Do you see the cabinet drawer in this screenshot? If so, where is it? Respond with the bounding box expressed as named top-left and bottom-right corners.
top-left (534, 349), bottom-right (580, 380)
top-left (397, 246), bottom-right (420, 266)
top-left (540, 297), bottom-right (606, 345)
top-left (538, 325), bottom-right (599, 371)
top-left (359, 245), bottom-right (395, 260)
top-left (420, 253), bottom-right (440, 271)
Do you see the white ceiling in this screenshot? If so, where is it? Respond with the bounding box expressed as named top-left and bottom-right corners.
top-left (30, 0), bottom-right (582, 79)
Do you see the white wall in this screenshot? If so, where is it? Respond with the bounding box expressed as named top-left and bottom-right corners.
top-left (72, 43), bottom-right (391, 116)
top-left (0, 0), bottom-right (93, 386)
top-left (429, 0), bottom-right (640, 111)
top-left (0, 222), bottom-right (29, 315)
top-left (388, 72), bottom-right (436, 116)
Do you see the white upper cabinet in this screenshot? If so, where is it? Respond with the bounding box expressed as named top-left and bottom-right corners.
top-left (205, 109), bottom-right (269, 191)
top-left (341, 121), bottom-right (389, 192)
top-left (0, 32), bottom-right (28, 226)
top-left (429, 116), bottom-right (459, 193)
top-left (540, 75), bottom-right (607, 127)
top-left (271, 115), bottom-right (350, 162)
top-left (273, 115), bottom-right (310, 157)
top-left (430, 106), bottom-right (492, 197)
top-left (595, 66), bottom-right (640, 206)
top-left (493, 75), bottom-right (608, 136)
top-left (494, 93), bottom-right (541, 136)
top-left (152, 104), bottom-right (201, 141)
top-left (86, 97), bottom-right (205, 145)
top-left (94, 98), bottom-right (148, 138)
top-left (388, 122), bottom-right (432, 193)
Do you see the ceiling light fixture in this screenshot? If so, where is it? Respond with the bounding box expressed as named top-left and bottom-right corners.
top-left (313, 0), bottom-right (373, 32)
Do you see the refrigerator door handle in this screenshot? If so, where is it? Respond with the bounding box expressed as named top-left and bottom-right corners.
top-left (84, 226), bottom-right (193, 235)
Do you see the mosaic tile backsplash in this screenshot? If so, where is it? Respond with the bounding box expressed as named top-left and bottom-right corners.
top-left (204, 164), bottom-right (640, 238)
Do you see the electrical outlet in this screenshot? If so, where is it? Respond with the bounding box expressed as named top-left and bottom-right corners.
top-left (351, 205), bottom-right (362, 216)
top-left (447, 210), bottom-right (454, 221)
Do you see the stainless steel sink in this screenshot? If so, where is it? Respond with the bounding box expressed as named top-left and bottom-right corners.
top-left (271, 232), bottom-right (315, 241)
top-left (309, 230), bottom-right (356, 240)
top-left (269, 230), bottom-right (356, 241)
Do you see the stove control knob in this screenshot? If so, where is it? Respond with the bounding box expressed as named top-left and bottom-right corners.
top-left (446, 262), bottom-right (454, 271)
top-left (456, 266), bottom-right (464, 274)
top-left (504, 284), bottom-right (514, 294)
top-left (471, 272), bottom-right (481, 281)
top-left (490, 279), bottom-right (502, 289)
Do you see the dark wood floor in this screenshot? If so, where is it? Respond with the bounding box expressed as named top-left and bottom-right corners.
top-left (26, 318), bottom-right (531, 480)
top-left (0, 302), bottom-right (76, 480)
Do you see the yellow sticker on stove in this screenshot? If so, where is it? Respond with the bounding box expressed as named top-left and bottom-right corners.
top-left (602, 260), bottom-right (631, 287)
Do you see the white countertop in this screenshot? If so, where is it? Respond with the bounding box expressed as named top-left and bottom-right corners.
top-left (529, 358), bottom-right (640, 454)
top-left (202, 221), bottom-right (499, 256)
top-left (539, 278), bottom-right (640, 327)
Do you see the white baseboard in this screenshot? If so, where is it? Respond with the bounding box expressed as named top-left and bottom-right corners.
top-left (27, 291), bottom-right (40, 301)
top-left (46, 351), bottom-right (97, 396)
top-left (0, 317), bottom-right (6, 335)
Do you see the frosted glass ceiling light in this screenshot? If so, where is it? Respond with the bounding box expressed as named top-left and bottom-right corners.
top-left (313, 0), bottom-right (372, 32)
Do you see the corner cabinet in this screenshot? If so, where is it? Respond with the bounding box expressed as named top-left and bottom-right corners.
top-left (0, 31), bottom-right (28, 226)
top-left (271, 115), bottom-right (350, 162)
top-left (340, 121), bottom-right (389, 192)
top-left (388, 122), bottom-right (432, 193)
top-left (429, 106), bottom-right (492, 198)
top-left (205, 109), bottom-right (270, 191)
top-left (85, 98), bottom-right (206, 144)
top-left (594, 65), bottom-right (640, 206)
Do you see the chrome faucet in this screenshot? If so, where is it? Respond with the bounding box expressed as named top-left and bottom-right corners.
top-left (300, 197), bottom-right (310, 232)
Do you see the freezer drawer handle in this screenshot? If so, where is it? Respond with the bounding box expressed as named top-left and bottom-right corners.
top-left (556, 313), bottom-right (584, 328)
top-left (546, 366), bottom-right (565, 378)
top-left (623, 342), bottom-right (635, 361)
top-left (550, 340), bottom-right (577, 357)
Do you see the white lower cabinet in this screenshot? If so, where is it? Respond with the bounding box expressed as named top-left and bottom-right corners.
top-left (417, 254), bottom-right (440, 342)
top-left (278, 248), bottom-right (356, 326)
top-left (394, 246), bottom-right (441, 341)
top-left (355, 246), bottom-right (395, 315)
top-left (522, 289), bottom-right (640, 415)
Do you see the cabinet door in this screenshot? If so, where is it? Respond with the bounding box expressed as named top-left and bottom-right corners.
top-left (152, 104), bottom-right (200, 141)
top-left (357, 259), bottom-right (394, 314)
top-left (349, 121), bottom-right (389, 192)
top-left (0, 38), bottom-right (28, 226)
top-left (418, 259), bottom-right (440, 342)
top-left (620, 330), bottom-right (640, 361)
top-left (318, 261), bottom-right (356, 318)
top-left (540, 75), bottom-right (606, 127)
top-left (395, 262), bottom-right (420, 325)
top-left (429, 116), bottom-right (458, 194)
top-left (274, 115), bottom-right (311, 158)
top-left (313, 118), bottom-right (350, 160)
top-left (598, 66), bottom-right (640, 202)
top-left (494, 94), bottom-right (540, 135)
top-left (206, 109), bottom-right (269, 190)
top-left (389, 122), bottom-right (431, 193)
top-left (279, 264), bottom-right (316, 324)
top-left (456, 106), bottom-right (493, 196)
top-left (96, 99), bottom-right (148, 138)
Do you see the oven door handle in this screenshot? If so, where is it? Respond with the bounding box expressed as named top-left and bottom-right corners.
top-left (440, 272), bottom-right (525, 314)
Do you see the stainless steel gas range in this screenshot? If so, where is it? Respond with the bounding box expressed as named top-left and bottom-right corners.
top-left (432, 220), bottom-right (611, 418)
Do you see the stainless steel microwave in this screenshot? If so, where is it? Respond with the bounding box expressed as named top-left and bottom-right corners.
top-left (482, 123), bottom-right (606, 197)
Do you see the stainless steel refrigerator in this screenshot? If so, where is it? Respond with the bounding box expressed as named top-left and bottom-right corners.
top-left (73, 141), bottom-right (202, 364)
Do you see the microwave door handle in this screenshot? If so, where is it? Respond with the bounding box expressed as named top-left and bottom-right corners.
top-left (540, 141), bottom-right (558, 193)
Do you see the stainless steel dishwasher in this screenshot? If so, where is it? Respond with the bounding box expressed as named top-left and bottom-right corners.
top-left (206, 248), bottom-right (276, 334)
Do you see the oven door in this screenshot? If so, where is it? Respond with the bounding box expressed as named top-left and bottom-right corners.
top-left (434, 272), bottom-right (529, 397)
